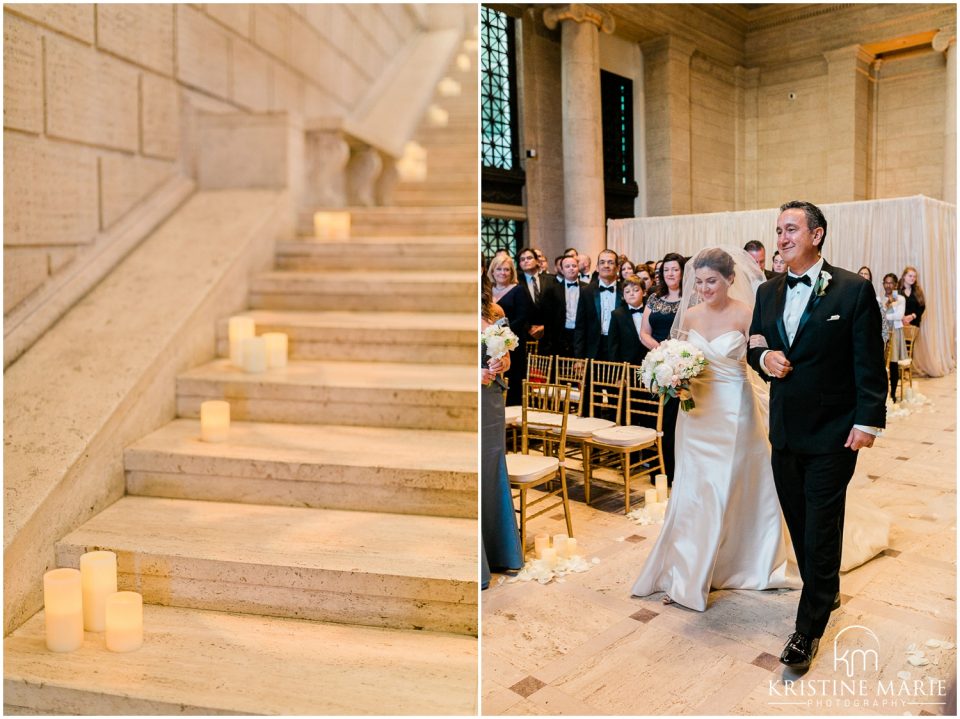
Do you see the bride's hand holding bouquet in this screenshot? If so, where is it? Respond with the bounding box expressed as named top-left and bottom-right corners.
top-left (639, 338), bottom-right (708, 411)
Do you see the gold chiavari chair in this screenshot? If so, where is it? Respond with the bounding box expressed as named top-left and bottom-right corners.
top-left (554, 356), bottom-right (588, 417)
top-left (506, 381), bottom-right (574, 550)
top-left (525, 339), bottom-right (540, 357)
top-left (897, 325), bottom-right (919, 400)
top-left (505, 353), bottom-right (554, 451)
top-left (553, 360), bottom-right (625, 464)
top-left (583, 364), bottom-right (664, 512)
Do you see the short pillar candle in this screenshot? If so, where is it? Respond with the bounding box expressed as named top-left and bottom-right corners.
top-left (105, 591), bottom-right (143, 653)
top-left (566, 538), bottom-right (579, 558)
top-left (427, 105), bottom-right (449, 127)
top-left (644, 488), bottom-right (658, 505)
top-left (241, 336), bottom-right (268, 373)
top-left (43, 568), bottom-right (84, 652)
top-left (540, 547), bottom-right (557, 568)
top-left (655, 474), bottom-right (668, 503)
top-left (313, 211), bottom-right (351, 240)
top-left (200, 400), bottom-right (230, 443)
top-left (533, 534), bottom-right (550, 559)
top-left (228, 316), bottom-right (255, 368)
top-left (80, 551), bottom-right (117, 632)
top-left (263, 332), bottom-right (288, 369)
top-left (552, 533), bottom-right (568, 558)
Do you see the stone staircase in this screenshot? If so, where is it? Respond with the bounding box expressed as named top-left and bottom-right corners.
top-left (4, 48), bottom-right (479, 716)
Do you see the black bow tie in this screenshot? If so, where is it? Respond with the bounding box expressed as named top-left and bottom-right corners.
top-left (629, 307), bottom-right (643, 314)
top-left (599, 285), bottom-right (615, 293)
top-left (566, 282), bottom-right (579, 288)
top-left (786, 274), bottom-right (812, 289)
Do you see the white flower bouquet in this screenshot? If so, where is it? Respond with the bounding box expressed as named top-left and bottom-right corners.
top-left (638, 338), bottom-right (708, 412)
top-left (481, 324), bottom-right (520, 361)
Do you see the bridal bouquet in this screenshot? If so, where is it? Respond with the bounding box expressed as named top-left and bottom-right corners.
top-left (638, 339), bottom-right (708, 411)
top-left (481, 324), bottom-right (520, 361)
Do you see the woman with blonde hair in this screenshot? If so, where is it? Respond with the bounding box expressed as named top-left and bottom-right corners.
top-left (898, 266), bottom-right (926, 328)
top-left (487, 253), bottom-right (533, 405)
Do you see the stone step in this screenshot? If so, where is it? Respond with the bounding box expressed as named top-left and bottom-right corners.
top-left (4, 604), bottom-right (477, 715)
top-left (215, 310), bottom-right (476, 363)
top-left (392, 189), bottom-right (477, 207)
top-left (248, 270), bottom-right (477, 313)
top-left (347, 206), bottom-right (477, 236)
top-left (176, 358), bottom-right (476, 430)
top-left (55, 496), bottom-right (478, 634)
top-left (275, 235), bottom-right (475, 271)
top-left (125, 418), bottom-right (477, 518)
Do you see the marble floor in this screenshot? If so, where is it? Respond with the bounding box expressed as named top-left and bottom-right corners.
top-left (483, 374), bottom-right (957, 716)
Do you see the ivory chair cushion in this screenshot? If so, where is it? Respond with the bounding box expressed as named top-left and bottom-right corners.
top-left (562, 416), bottom-right (615, 438)
top-left (897, 358), bottom-right (912, 367)
top-left (591, 425), bottom-right (658, 447)
top-left (506, 453), bottom-right (560, 484)
top-left (504, 406), bottom-right (522, 425)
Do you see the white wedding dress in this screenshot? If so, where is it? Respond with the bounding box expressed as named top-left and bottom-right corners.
top-left (631, 328), bottom-right (891, 611)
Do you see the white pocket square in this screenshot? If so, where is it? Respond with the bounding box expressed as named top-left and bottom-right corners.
top-left (827, 314), bottom-right (840, 321)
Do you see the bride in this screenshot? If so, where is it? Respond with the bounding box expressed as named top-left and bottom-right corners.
top-left (631, 247), bottom-right (888, 611)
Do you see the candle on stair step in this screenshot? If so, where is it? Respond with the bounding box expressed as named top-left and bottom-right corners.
top-left (200, 400), bottom-right (230, 443)
top-left (263, 332), bottom-right (288, 369)
top-left (655, 474), bottom-right (668, 503)
top-left (456, 53), bottom-right (471, 72)
top-left (105, 591), bottom-right (143, 653)
top-left (313, 211), bottom-right (351, 240)
top-left (241, 336), bottom-right (268, 373)
top-left (533, 534), bottom-right (549, 559)
top-left (80, 550), bottom-right (117, 632)
top-left (228, 316), bottom-right (255, 368)
top-left (43, 568), bottom-right (83, 652)
top-left (427, 105), bottom-right (449, 127)
top-left (438, 77), bottom-right (461, 97)
top-left (644, 488), bottom-right (658, 506)
top-left (552, 533), bottom-right (568, 558)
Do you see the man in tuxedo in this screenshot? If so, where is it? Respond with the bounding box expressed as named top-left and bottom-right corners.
top-left (540, 255), bottom-right (588, 357)
top-left (517, 247), bottom-right (545, 341)
top-left (608, 276), bottom-right (647, 365)
top-left (576, 249), bottom-right (622, 359)
top-left (747, 200), bottom-right (887, 671)
top-left (745, 240), bottom-right (778, 280)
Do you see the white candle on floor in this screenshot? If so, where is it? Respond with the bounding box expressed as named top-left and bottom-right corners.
top-left (552, 533), bottom-right (568, 558)
top-left (43, 568), bottom-right (83, 652)
top-left (241, 336), bottom-right (268, 373)
top-left (644, 488), bottom-right (658, 505)
top-left (80, 551), bottom-right (117, 632)
top-left (534, 534), bottom-right (549, 559)
top-left (228, 316), bottom-right (255, 368)
top-left (262, 332), bottom-right (288, 369)
top-left (655, 474), bottom-right (668, 503)
top-left (566, 538), bottom-right (578, 558)
top-left (540, 547), bottom-right (557, 568)
top-left (105, 591), bottom-right (143, 653)
top-left (200, 400), bottom-right (230, 442)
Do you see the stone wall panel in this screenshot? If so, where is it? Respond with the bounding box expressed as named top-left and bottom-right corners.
top-left (4, 248), bottom-right (49, 314)
top-left (271, 64), bottom-right (303, 114)
top-left (97, 4), bottom-right (174, 75)
top-left (4, 132), bottom-right (99, 247)
top-left (4, 13), bottom-right (43, 133)
top-left (141, 72), bottom-right (180, 159)
top-left (206, 4), bottom-right (250, 37)
top-left (176, 5), bottom-right (230, 99)
top-left (232, 39), bottom-right (271, 111)
top-left (100, 153), bottom-right (176, 229)
top-left (252, 4), bottom-right (291, 65)
top-left (45, 35), bottom-right (139, 152)
top-left (8, 4), bottom-right (94, 44)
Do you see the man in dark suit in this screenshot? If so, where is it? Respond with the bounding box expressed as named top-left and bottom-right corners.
top-left (517, 247), bottom-right (545, 341)
top-left (576, 249), bottom-right (622, 360)
top-left (745, 240), bottom-right (778, 280)
top-left (747, 200), bottom-right (887, 671)
top-left (608, 276), bottom-right (647, 365)
top-left (540, 255), bottom-right (588, 357)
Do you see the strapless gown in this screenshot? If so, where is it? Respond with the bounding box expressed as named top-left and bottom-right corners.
top-left (631, 330), bottom-right (800, 611)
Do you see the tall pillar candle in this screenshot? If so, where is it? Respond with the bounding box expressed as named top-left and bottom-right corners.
top-left (644, 488), bottom-right (658, 505)
top-left (566, 537), bottom-right (579, 558)
top-left (241, 336), bottom-right (268, 373)
top-left (200, 400), bottom-right (230, 442)
top-left (43, 568), bottom-right (84, 652)
top-left (105, 591), bottom-right (143, 653)
top-left (552, 533), bottom-right (569, 558)
top-left (655, 474), bottom-right (668, 503)
top-left (228, 316), bottom-right (255, 368)
top-left (534, 534), bottom-right (550, 559)
top-left (80, 551), bottom-right (117, 631)
top-left (263, 332), bottom-right (288, 369)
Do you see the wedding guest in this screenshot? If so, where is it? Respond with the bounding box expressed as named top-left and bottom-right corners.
top-left (619, 258), bottom-right (636, 281)
top-left (880, 272), bottom-right (907, 402)
top-left (635, 265), bottom-right (654, 295)
top-left (745, 240), bottom-right (777, 280)
top-left (578, 254), bottom-right (593, 283)
top-left (534, 248), bottom-right (549, 274)
top-left (488, 254), bottom-right (532, 405)
top-left (540, 255), bottom-right (588, 357)
top-left (898, 266), bottom-right (926, 328)
top-left (516, 247), bottom-right (545, 343)
top-left (577, 249), bottom-right (622, 360)
top-left (857, 265), bottom-right (873, 283)
top-left (481, 274), bottom-right (522, 589)
top-left (772, 250), bottom-right (787, 274)
top-left (609, 276), bottom-right (648, 366)
top-left (640, 253), bottom-right (686, 482)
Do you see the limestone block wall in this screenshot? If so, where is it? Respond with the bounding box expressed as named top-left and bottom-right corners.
top-left (689, 55), bottom-right (736, 214)
top-left (3, 3), bottom-right (423, 319)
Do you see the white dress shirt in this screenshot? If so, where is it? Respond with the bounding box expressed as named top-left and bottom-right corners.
top-left (564, 282), bottom-right (579, 329)
top-left (597, 280), bottom-right (617, 335)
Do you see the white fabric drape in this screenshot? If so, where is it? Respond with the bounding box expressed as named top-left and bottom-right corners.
top-left (608, 196), bottom-right (956, 377)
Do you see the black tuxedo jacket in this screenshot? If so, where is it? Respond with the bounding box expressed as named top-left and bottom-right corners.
top-left (747, 261), bottom-right (887, 454)
top-left (519, 272), bottom-right (546, 325)
top-left (608, 305), bottom-right (648, 365)
top-left (575, 281), bottom-right (623, 358)
top-left (540, 279), bottom-right (589, 356)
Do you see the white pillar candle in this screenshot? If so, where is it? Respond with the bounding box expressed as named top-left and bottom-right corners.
top-left (438, 77), bottom-right (461, 97)
top-left (105, 591), bottom-right (143, 653)
top-left (43, 568), bottom-right (84, 652)
top-left (533, 534), bottom-right (550, 559)
top-left (80, 551), bottom-right (117, 632)
top-left (313, 211), bottom-right (350, 240)
top-left (228, 316), bottom-right (255, 368)
top-left (655, 474), bottom-right (668, 503)
top-left (262, 332), bottom-right (288, 369)
top-left (241, 336), bottom-right (268, 373)
top-left (644, 488), bottom-right (658, 505)
top-left (566, 538), bottom-right (579, 558)
top-left (200, 400), bottom-right (230, 443)
top-left (427, 105), bottom-right (449, 127)
top-left (552, 533), bottom-right (568, 558)
top-left (456, 52), bottom-right (471, 72)
top-left (540, 547), bottom-right (557, 568)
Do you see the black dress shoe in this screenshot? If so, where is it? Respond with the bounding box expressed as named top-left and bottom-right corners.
top-left (780, 632), bottom-right (820, 670)
top-left (831, 593), bottom-right (841, 611)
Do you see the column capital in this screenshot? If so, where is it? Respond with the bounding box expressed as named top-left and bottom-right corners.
top-left (543, 4), bottom-right (615, 34)
top-left (639, 35), bottom-right (696, 62)
top-left (823, 44), bottom-right (874, 69)
top-left (933, 27), bottom-right (956, 53)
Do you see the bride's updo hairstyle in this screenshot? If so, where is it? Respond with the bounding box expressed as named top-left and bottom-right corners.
top-left (692, 248), bottom-right (736, 284)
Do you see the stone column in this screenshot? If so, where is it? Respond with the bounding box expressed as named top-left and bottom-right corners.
top-left (543, 4), bottom-right (614, 258)
top-left (823, 44), bottom-right (874, 202)
top-left (734, 66), bottom-right (760, 211)
top-left (934, 29), bottom-right (956, 203)
top-left (640, 35), bottom-right (695, 216)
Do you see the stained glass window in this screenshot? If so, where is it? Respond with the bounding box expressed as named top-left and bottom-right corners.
top-left (481, 216), bottom-right (524, 262)
top-left (601, 70), bottom-right (638, 219)
top-left (481, 7), bottom-right (518, 171)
